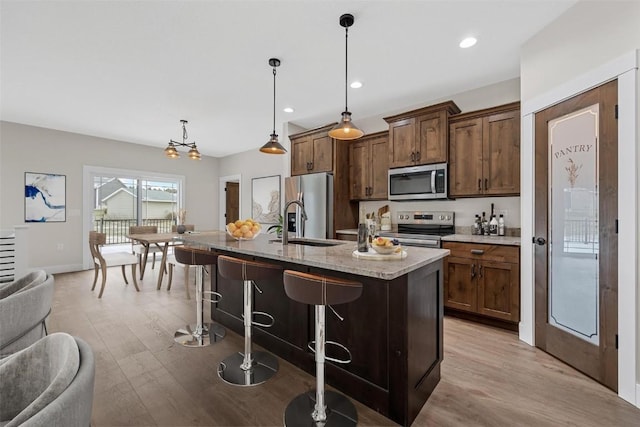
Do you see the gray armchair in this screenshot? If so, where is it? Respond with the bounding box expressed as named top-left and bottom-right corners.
top-left (0, 270), bottom-right (54, 357)
top-left (0, 332), bottom-right (95, 426)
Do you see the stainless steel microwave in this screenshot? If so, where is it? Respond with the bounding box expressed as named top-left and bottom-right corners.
top-left (388, 163), bottom-right (448, 200)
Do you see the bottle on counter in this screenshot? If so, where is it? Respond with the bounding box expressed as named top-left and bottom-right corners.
top-left (481, 212), bottom-right (489, 236)
top-left (472, 215), bottom-right (481, 235)
top-left (357, 223), bottom-right (369, 252)
top-left (489, 215), bottom-right (498, 236)
top-left (498, 214), bottom-right (505, 236)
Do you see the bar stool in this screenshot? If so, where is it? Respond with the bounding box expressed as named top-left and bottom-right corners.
top-left (282, 270), bottom-right (362, 427)
top-left (173, 246), bottom-right (226, 347)
top-left (217, 255), bottom-right (282, 386)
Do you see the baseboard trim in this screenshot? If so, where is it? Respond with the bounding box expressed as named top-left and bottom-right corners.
top-left (636, 383), bottom-right (640, 408)
top-left (34, 264), bottom-right (85, 275)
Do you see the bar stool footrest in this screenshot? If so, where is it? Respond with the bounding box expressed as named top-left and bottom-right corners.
top-left (284, 390), bottom-right (357, 426)
top-left (174, 323), bottom-right (225, 348)
top-left (308, 340), bottom-right (352, 364)
top-left (241, 311), bottom-right (275, 328)
top-left (202, 291), bottom-right (222, 304)
top-left (217, 351), bottom-right (278, 386)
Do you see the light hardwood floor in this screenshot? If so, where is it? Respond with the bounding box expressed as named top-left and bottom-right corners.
top-left (48, 267), bottom-right (640, 426)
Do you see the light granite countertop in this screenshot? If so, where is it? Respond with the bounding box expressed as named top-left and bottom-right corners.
top-left (177, 231), bottom-right (449, 280)
top-left (441, 234), bottom-right (521, 246)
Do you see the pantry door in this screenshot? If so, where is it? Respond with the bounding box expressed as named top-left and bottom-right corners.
top-left (533, 79), bottom-right (618, 391)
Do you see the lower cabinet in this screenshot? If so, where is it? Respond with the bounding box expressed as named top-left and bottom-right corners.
top-left (443, 241), bottom-right (520, 324)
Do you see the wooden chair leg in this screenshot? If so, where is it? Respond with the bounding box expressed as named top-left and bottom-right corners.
top-left (137, 254), bottom-right (143, 279)
top-left (91, 263), bottom-right (99, 291)
top-left (98, 264), bottom-right (108, 298)
top-left (121, 265), bottom-right (129, 285)
top-left (131, 265), bottom-right (140, 292)
top-left (167, 264), bottom-right (174, 290)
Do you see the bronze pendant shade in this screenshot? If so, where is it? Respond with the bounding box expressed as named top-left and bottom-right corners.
top-left (260, 58), bottom-right (287, 154)
top-left (328, 13), bottom-right (363, 141)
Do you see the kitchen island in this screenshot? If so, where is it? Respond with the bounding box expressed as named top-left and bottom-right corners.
top-left (178, 231), bottom-right (449, 426)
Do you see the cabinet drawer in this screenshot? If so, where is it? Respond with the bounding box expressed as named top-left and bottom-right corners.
top-left (442, 242), bottom-right (519, 263)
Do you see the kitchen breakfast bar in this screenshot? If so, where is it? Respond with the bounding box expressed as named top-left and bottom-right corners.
top-left (179, 231), bottom-right (449, 426)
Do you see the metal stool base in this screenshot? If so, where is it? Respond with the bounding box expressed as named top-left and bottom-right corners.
top-left (174, 323), bottom-right (226, 347)
top-left (217, 351), bottom-right (278, 386)
top-left (284, 390), bottom-right (357, 427)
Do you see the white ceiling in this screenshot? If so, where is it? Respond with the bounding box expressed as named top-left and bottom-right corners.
top-left (1, 0), bottom-right (576, 158)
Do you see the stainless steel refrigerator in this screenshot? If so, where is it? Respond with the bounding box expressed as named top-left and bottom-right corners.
top-left (284, 173), bottom-right (334, 239)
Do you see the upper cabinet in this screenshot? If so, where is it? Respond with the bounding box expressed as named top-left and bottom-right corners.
top-left (449, 102), bottom-right (520, 197)
top-left (349, 131), bottom-right (388, 200)
top-left (384, 101), bottom-right (461, 168)
top-left (290, 124), bottom-right (335, 176)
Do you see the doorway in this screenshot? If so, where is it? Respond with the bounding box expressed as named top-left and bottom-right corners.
top-left (533, 80), bottom-right (618, 391)
top-left (219, 175), bottom-right (241, 229)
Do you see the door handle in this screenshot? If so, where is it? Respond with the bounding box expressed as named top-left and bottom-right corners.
top-left (479, 265), bottom-right (483, 278)
top-left (410, 152), bottom-right (415, 162)
top-left (310, 161), bottom-right (313, 171)
top-left (478, 179), bottom-right (481, 191)
top-left (416, 151), bottom-right (421, 161)
top-left (471, 264), bottom-right (475, 279)
top-left (533, 237), bottom-right (546, 245)
top-left (484, 178), bottom-right (488, 191)
top-left (470, 249), bottom-right (484, 255)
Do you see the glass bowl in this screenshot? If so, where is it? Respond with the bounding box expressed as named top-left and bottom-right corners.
top-left (226, 223), bottom-right (261, 240)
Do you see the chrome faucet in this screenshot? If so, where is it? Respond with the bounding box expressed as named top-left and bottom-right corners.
top-left (282, 200), bottom-right (308, 245)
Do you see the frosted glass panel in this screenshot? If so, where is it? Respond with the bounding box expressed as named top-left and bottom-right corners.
top-left (548, 104), bottom-right (599, 345)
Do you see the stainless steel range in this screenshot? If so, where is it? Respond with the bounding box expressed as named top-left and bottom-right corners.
top-left (378, 211), bottom-right (455, 248)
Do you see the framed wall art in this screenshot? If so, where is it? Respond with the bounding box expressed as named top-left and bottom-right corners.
top-left (24, 172), bottom-right (66, 222)
top-left (251, 175), bottom-right (280, 225)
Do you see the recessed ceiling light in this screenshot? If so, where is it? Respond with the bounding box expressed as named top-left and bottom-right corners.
top-left (350, 81), bottom-right (363, 89)
top-left (459, 37), bottom-right (477, 48)
top-left (283, 107), bottom-right (294, 113)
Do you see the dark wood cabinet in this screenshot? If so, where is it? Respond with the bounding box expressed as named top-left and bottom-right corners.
top-left (290, 125), bottom-right (334, 175)
top-left (289, 123), bottom-right (358, 237)
top-left (384, 101), bottom-right (460, 168)
top-left (443, 241), bottom-right (520, 325)
top-left (449, 102), bottom-right (520, 197)
top-left (349, 131), bottom-right (388, 200)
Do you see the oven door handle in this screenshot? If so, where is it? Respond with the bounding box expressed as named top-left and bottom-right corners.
top-left (395, 239), bottom-right (439, 248)
top-left (431, 171), bottom-right (436, 194)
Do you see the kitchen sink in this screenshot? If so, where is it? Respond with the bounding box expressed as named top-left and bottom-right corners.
top-left (268, 238), bottom-right (341, 247)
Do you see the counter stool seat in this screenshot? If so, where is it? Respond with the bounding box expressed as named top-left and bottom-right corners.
top-left (173, 246), bottom-right (225, 347)
top-left (217, 255), bottom-right (282, 387)
top-left (283, 270), bottom-right (362, 427)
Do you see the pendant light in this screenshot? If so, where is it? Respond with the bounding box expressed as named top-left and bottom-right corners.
top-left (328, 13), bottom-right (364, 141)
top-left (164, 120), bottom-right (201, 160)
top-left (260, 58), bottom-right (287, 154)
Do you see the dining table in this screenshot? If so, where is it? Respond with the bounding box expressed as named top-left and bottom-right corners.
top-left (126, 232), bottom-right (183, 290)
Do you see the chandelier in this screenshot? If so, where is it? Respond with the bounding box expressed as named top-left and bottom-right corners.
top-left (164, 120), bottom-right (201, 160)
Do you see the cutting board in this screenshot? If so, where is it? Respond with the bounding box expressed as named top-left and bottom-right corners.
top-left (352, 248), bottom-right (407, 260)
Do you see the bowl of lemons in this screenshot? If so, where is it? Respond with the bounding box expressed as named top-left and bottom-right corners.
top-left (226, 219), bottom-right (261, 240)
top-left (370, 236), bottom-right (402, 255)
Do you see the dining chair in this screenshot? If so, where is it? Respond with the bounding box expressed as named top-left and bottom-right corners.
top-left (89, 231), bottom-right (139, 298)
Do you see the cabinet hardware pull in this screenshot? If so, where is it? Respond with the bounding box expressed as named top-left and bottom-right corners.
top-left (416, 151), bottom-right (421, 161)
top-left (310, 161), bottom-right (313, 170)
top-left (410, 152), bottom-right (415, 162)
top-left (470, 249), bottom-right (484, 255)
top-left (484, 178), bottom-right (488, 191)
top-left (479, 266), bottom-right (484, 278)
top-left (471, 264), bottom-right (475, 279)
top-left (478, 179), bottom-right (481, 191)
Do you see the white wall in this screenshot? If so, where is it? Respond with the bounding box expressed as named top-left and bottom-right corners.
top-left (0, 121), bottom-right (220, 273)
top-left (521, 0), bottom-right (640, 407)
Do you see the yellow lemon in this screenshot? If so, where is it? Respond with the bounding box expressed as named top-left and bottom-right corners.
top-left (240, 225), bottom-right (250, 233)
top-left (243, 230), bottom-right (254, 239)
top-left (234, 219), bottom-right (244, 228)
top-left (232, 229), bottom-right (243, 238)
top-left (251, 225), bottom-right (260, 234)
top-left (227, 223), bottom-right (236, 232)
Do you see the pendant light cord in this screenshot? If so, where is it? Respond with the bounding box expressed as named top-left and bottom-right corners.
top-left (344, 26), bottom-right (349, 112)
top-left (272, 66), bottom-right (277, 134)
